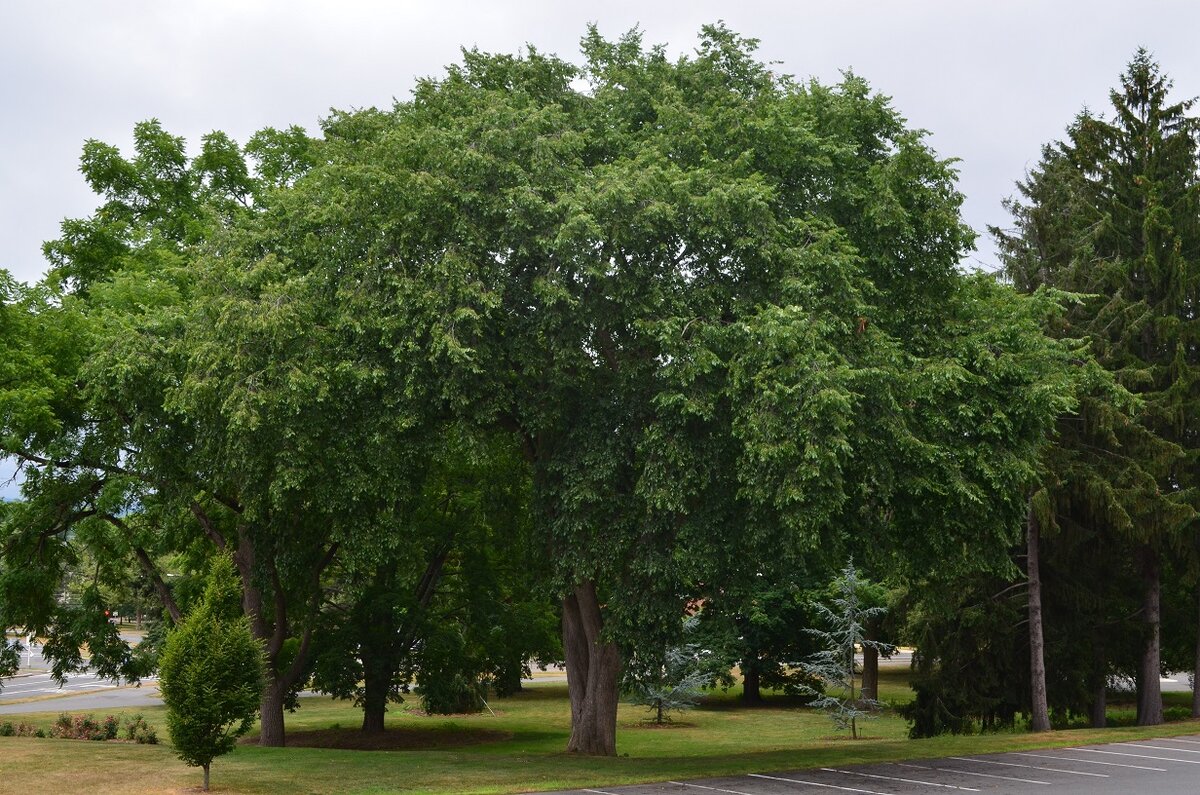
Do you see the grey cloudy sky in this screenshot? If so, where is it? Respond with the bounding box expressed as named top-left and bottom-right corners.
top-left (2, 0), bottom-right (1199, 497)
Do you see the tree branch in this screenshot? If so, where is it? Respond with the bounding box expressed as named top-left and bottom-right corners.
top-left (189, 501), bottom-right (227, 550)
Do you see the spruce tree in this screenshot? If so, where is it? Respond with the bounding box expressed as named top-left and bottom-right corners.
top-left (996, 50), bottom-right (1200, 726)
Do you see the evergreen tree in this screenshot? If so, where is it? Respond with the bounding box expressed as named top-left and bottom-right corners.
top-left (996, 50), bottom-right (1200, 726)
top-left (159, 556), bottom-right (265, 792)
top-left (798, 562), bottom-right (891, 739)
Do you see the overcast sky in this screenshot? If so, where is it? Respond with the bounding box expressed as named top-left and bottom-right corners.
top-left (2, 0), bottom-right (1200, 497)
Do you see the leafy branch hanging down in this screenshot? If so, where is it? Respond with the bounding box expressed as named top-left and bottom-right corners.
top-left (798, 562), bottom-right (893, 739)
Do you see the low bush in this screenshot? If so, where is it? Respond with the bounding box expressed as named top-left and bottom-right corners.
top-left (50, 713), bottom-right (107, 741)
top-left (9, 712), bottom-right (159, 744)
top-left (124, 714), bottom-right (158, 744)
top-left (12, 721), bottom-right (40, 737)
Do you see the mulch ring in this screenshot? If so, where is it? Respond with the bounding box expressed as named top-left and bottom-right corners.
top-left (240, 725), bottom-right (514, 751)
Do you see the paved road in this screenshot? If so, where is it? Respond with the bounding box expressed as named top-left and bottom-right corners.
top-left (0, 639), bottom-right (159, 714)
top-left (538, 734), bottom-right (1200, 795)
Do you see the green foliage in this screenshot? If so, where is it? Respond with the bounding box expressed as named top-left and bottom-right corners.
top-left (0, 23), bottom-right (1136, 755)
top-left (901, 572), bottom-right (1026, 737)
top-left (416, 628), bottom-right (487, 715)
top-left (123, 713), bottom-right (159, 744)
top-left (990, 49), bottom-right (1200, 731)
top-left (797, 562), bottom-right (891, 738)
top-left (159, 556), bottom-right (264, 786)
top-left (694, 563), bottom-right (835, 700)
top-left (0, 720), bottom-right (38, 737)
top-left (996, 49), bottom-right (1200, 546)
top-left (625, 618), bottom-right (715, 723)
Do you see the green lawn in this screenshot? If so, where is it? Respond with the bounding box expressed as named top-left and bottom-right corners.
top-left (1, 671), bottom-right (1198, 794)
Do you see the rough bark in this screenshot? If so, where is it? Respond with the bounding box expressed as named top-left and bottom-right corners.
top-left (562, 581), bottom-right (620, 755)
top-left (1027, 506), bottom-right (1051, 732)
top-left (861, 645), bottom-right (879, 703)
top-left (1193, 585), bottom-right (1200, 719)
top-left (1089, 632), bottom-right (1107, 727)
top-left (1090, 676), bottom-right (1107, 728)
top-left (203, 763), bottom-right (210, 792)
top-left (741, 662), bottom-right (762, 703)
top-left (1136, 544), bottom-right (1164, 726)
top-left (258, 681), bottom-right (286, 747)
top-left (361, 651), bottom-right (389, 733)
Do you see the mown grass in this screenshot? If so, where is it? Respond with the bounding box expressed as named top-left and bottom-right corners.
top-left (0, 669), bottom-right (1197, 795)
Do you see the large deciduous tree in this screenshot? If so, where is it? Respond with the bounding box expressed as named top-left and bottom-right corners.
top-left (259, 26), bottom-right (1078, 754)
top-left (0, 121), bottom-right (353, 745)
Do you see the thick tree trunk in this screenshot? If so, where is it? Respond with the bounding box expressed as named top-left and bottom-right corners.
top-left (1090, 676), bottom-right (1107, 728)
top-left (861, 645), bottom-right (879, 702)
top-left (1193, 585), bottom-right (1200, 719)
top-left (1136, 544), bottom-right (1164, 726)
top-left (1090, 637), bottom-right (1107, 728)
top-left (562, 581), bottom-right (620, 755)
top-left (742, 661), bottom-right (762, 703)
top-left (203, 763), bottom-right (210, 792)
top-left (258, 679), bottom-right (287, 747)
top-left (1027, 506), bottom-right (1051, 732)
top-left (361, 648), bottom-right (389, 733)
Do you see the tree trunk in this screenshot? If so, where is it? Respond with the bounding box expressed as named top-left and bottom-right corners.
top-left (1193, 584), bottom-right (1200, 719)
top-left (361, 647), bottom-right (389, 733)
top-left (1090, 636), bottom-right (1107, 728)
top-left (258, 680), bottom-right (287, 747)
top-left (1027, 506), bottom-right (1051, 732)
top-left (861, 645), bottom-right (879, 702)
top-left (1090, 675), bottom-right (1107, 728)
top-left (849, 645), bottom-right (858, 739)
top-left (203, 763), bottom-right (210, 792)
top-left (1136, 544), bottom-right (1164, 726)
top-left (562, 581), bottom-right (620, 755)
top-left (742, 661), bottom-right (762, 703)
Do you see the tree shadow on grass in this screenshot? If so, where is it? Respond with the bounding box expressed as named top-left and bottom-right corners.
top-left (239, 725), bottom-right (514, 751)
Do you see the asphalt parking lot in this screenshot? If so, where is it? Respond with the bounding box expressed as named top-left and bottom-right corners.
top-left (538, 734), bottom-right (1200, 795)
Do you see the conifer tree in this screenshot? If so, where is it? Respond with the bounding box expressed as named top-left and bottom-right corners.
top-left (997, 50), bottom-right (1200, 725)
top-left (798, 562), bottom-right (891, 739)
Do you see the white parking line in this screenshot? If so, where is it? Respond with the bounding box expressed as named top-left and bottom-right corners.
top-left (1073, 748), bottom-right (1200, 765)
top-left (749, 772), bottom-right (889, 794)
top-left (947, 756), bottom-right (1107, 777)
top-left (1117, 742), bottom-right (1200, 755)
top-left (1158, 737), bottom-right (1200, 745)
top-left (582, 789), bottom-right (621, 795)
top-left (670, 781), bottom-right (757, 795)
top-left (820, 767), bottom-right (980, 791)
top-left (895, 762), bottom-right (1050, 785)
top-left (1013, 752), bottom-right (1166, 771)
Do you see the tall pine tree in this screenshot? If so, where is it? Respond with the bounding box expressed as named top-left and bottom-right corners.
top-left (996, 50), bottom-right (1200, 725)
